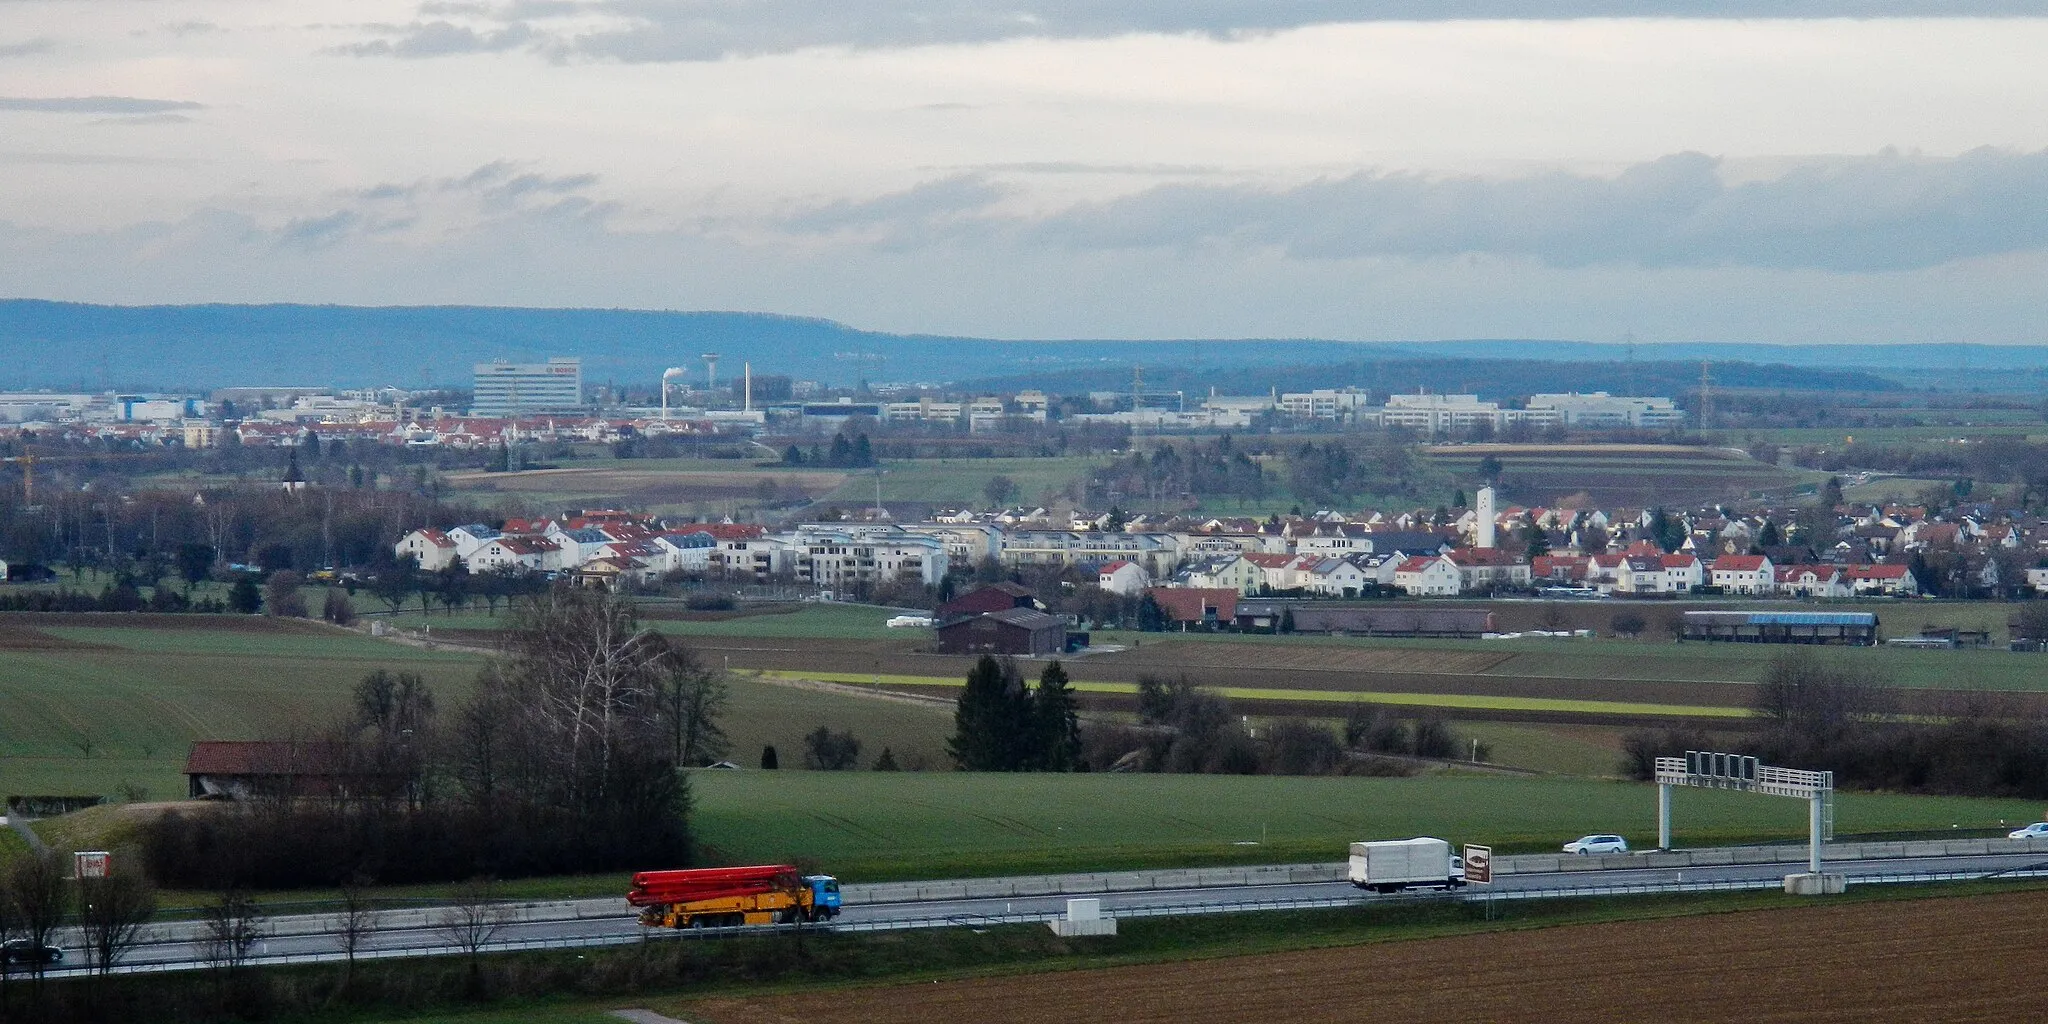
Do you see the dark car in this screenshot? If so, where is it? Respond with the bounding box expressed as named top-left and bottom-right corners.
top-left (0, 939), bottom-right (63, 967)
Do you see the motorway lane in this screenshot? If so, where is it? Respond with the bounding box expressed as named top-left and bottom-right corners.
top-left (44, 850), bottom-right (2048, 977)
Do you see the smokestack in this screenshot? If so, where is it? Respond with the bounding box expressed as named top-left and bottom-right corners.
top-left (1477, 486), bottom-right (1497, 550)
top-left (744, 362), bottom-right (752, 412)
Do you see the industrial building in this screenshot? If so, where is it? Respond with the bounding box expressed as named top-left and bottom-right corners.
top-left (472, 358), bottom-right (584, 416)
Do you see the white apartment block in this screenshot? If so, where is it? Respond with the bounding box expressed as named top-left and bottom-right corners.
top-left (1526, 392), bottom-right (1686, 429)
top-left (1277, 388), bottom-right (1372, 422)
top-left (790, 526), bottom-right (948, 588)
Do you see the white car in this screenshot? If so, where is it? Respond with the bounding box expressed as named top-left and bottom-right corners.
top-left (1563, 834), bottom-right (1630, 855)
top-left (2009, 823), bottom-right (2048, 839)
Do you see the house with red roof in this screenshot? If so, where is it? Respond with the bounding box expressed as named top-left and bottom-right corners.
top-left (1710, 554), bottom-right (1775, 595)
top-left (1447, 547), bottom-right (1530, 591)
top-left (1145, 587), bottom-right (1239, 628)
top-left (1776, 564), bottom-right (1848, 598)
top-left (1393, 555), bottom-right (1461, 597)
top-left (395, 527), bottom-right (459, 571)
top-left (1842, 563), bottom-right (1920, 596)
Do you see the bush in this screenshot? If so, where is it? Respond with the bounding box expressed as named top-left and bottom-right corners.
top-left (802, 727), bottom-right (862, 770)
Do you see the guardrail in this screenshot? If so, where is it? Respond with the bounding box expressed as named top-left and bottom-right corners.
top-left (34, 861), bottom-right (2048, 981)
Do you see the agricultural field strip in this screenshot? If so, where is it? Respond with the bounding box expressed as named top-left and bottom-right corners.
top-left (753, 670), bottom-right (1744, 718)
top-left (39, 861), bottom-right (2048, 980)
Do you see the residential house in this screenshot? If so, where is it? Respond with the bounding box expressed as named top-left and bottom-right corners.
top-left (394, 528), bottom-right (459, 571)
top-left (1393, 555), bottom-right (1462, 597)
top-left (1776, 565), bottom-right (1848, 598)
top-left (1841, 563), bottom-right (1919, 597)
top-left (1446, 548), bottom-right (1530, 592)
top-left (1710, 554), bottom-right (1775, 595)
top-left (468, 534), bottom-right (560, 573)
top-left (1178, 554), bottom-right (1265, 595)
top-left (1097, 560), bottom-right (1150, 597)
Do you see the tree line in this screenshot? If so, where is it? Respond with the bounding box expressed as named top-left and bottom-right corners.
top-left (142, 588), bottom-right (720, 889)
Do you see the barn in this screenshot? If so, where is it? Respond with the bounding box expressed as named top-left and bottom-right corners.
top-left (934, 606), bottom-right (1067, 657)
top-left (937, 582), bottom-right (1040, 620)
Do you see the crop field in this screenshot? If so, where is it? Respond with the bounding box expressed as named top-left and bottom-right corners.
top-left (1419, 444), bottom-right (1808, 506)
top-left (814, 455), bottom-right (1108, 508)
top-left (755, 669), bottom-right (1745, 723)
top-left (439, 463), bottom-right (849, 515)
top-left (680, 888), bottom-right (2048, 1024)
top-left (691, 771), bottom-right (2045, 881)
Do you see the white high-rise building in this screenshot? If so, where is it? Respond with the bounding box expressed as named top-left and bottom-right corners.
top-left (472, 358), bottom-right (583, 417)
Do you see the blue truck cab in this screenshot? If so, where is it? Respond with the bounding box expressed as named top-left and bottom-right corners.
top-left (807, 875), bottom-right (842, 918)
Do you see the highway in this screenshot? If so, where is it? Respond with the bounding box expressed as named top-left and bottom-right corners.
top-left (29, 848), bottom-right (2048, 979)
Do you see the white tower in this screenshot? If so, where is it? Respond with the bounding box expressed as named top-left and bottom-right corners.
top-left (1477, 486), bottom-right (1497, 550)
top-left (701, 352), bottom-right (722, 394)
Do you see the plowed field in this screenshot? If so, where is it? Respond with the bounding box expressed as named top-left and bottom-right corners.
top-left (684, 889), bottom-right (2045, 1024)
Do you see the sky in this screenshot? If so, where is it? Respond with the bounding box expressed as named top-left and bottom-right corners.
top-left (4, 1), bottom-right (2048, 344)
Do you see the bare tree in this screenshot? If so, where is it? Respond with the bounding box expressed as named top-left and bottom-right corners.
top-left (4, 850), bottom-right (70, 985)
top-left (653, 639), bottom-right (729, 767)
top-left (199, 889), bottom-right (265, 978)
top-left (77, 872), bottom-right (158, 975)
top-left (434, 877), bottom-right (509, 981)
top-left (335, 875), bottom-right (379, 988)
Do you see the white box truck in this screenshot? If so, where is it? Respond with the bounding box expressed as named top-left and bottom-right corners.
top-left (1348, 838), bottom-right (1466, 893)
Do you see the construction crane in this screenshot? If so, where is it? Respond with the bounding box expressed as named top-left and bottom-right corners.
top-left (3, 447), bottom-right (172, 511)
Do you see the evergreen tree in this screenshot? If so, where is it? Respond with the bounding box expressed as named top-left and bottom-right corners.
top-left (1822, 476), bottom-right (1845, 508)
top-left (948, 656), bottom-right (1031, 771)
top-left (227, 575), bottom-right (263, 614)
top-left (760, 745), bottom-right (779, 769)
top-left (1136, 592), bottom-right (1167, 632)
top-left (1033, 661), bottom-right (1081, 771)
top-left (1279, 608), bottom-right (1297, 634)
top-left (852, 433), bottom-right (874, 467)
top-left (1525, 512), bottom-right (1551, 558)
top-left (828, 434), bottom-right (853, 466)
top-left (873, 747), bottom-right (899, 771)
top-left (1758, 519), bottom-right (1783, 548)
top-left (783, 444), bottom-right (803, 465)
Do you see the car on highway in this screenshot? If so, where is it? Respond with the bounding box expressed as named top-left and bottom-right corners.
top-left (2009, 822), bottom-right (2048, 839)
top-left (0, 939), bottom-right (63, 967)
top-left (1562, 834), bottom-right (1630, 855)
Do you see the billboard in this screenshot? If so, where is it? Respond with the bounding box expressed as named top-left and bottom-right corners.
top-left (75, 850), bottom-right (111, 879)
top-left (1463, 844), bottom-right (1492, 885)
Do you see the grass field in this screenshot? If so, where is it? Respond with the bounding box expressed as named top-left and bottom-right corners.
top-left (440, 461), bottom-right (850, 517)
top-left (690, 771), bottom-right (2047, 881)
top-left (0, 614), bottom-right (953, 801)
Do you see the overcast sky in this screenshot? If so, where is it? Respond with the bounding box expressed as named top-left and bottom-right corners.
top-left (4, 1), bottom-right (2048, 344)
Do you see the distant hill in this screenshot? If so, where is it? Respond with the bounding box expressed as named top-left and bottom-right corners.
top-left (0, 299), bottom-right (2041, 392)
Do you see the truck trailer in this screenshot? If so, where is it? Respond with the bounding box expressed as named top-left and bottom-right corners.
top-left (1347, 838), bottom-right (1466, 893)
top-left (628, 864), bottom-right (841, 929)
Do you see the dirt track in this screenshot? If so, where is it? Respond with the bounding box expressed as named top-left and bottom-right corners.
top-left (685, 890), bottom-right (2046, 1024)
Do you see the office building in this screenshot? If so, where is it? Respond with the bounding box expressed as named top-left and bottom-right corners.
top-left (473, 359), bottom-right (583, 417)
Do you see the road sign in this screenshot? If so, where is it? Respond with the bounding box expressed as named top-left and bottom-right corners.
top-left (1463, 844), bottom-right (1492, 885)
top-left (75, 850), bottom-right (110, 879)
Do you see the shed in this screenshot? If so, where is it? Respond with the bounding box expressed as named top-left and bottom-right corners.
top-left (183, 740), bottom-right (391, 800)
top-left (935, 606), bottom-right (1066, 657)
top-left (1681, 611), bottom-right (1878, 646)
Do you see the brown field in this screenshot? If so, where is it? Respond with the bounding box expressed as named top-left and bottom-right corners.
top-left (0, 626), bottom-right (112, 651)
top-left (683, 889), bottom-right (2045, 1024)
top-left (440, 465), bottom-right (848, 506)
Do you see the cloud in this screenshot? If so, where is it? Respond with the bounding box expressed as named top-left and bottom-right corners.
top-left (1014, 147), bottom-right (2048, 273)
top-left (329, 1), bottom-right (2048, 63)
top-left (0, 96), bottom-right (204, 114)
top-left (335, 20), bottom-right (534, 58)
top-left (785, 174), bottom-right (1009, 234)
top-left (0, 38), bottom-right (53, 58)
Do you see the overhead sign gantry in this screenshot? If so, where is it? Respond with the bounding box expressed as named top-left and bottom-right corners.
top-left (1655, 751), bottom-right (1843, 894)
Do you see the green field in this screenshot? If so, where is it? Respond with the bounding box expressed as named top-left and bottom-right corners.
top-left (381, 601), bottom-right (909, 639)
top-left (0, 616), bottom-right (953, 800)
top-left (690, 771), bottom-right (2048, 881)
